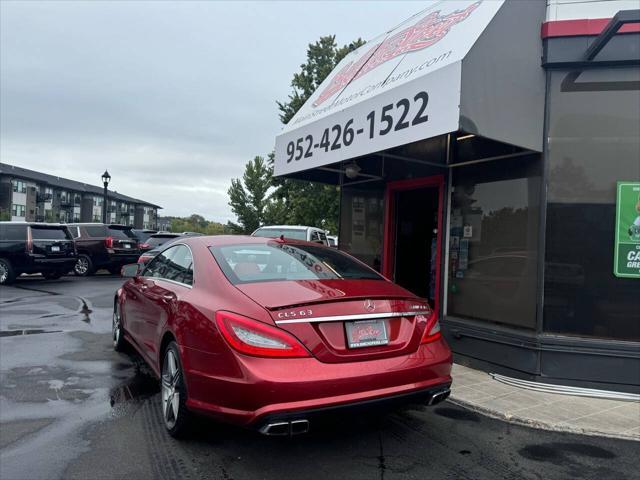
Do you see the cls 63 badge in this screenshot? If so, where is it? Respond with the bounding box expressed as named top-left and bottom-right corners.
top-left (277, 309), bottom-right (313, 319)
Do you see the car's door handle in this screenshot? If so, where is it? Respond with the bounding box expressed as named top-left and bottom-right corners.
top-left (161, 293), bottom-right (176, 303)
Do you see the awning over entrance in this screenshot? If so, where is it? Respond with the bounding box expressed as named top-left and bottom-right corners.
top-left (274, 0), bottom-right (546, 177)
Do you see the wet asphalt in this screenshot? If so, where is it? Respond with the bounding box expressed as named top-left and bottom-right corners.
top-left (0, 275), bottom-right (638, 480)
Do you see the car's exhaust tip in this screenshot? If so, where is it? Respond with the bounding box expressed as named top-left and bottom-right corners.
top-left (260, 419), bottom-right (310, 436)
top-left (427, 388), bottom-right (451, 406)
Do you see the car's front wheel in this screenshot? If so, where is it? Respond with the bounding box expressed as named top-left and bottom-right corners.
top-left (74, 254), bottom-right (94, 276)
top-left (161, 342), bottom-right (191, 438)
top-left (112, 299), bottom-right (126, 352)
top-left (0, 258), bottom-right (16, 285)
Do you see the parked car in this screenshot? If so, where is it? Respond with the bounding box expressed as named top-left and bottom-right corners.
top-left (137, 233), bottom-right (205, 264)
top-left (327, 235), bottom-right (339, 248)
top-left (67, 223), bottom-right (140, 276)
top-left (252, 225), bottom-right (329, 245)
top-left (0, 222), bottom-right (77, 285)
top-left (132, 229), bottom-right (157, 250)
top-left (114, 235), bottom-right (451, 437)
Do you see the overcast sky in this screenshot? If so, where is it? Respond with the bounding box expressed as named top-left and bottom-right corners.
top-left (1, 1), bottom-right (428, 223)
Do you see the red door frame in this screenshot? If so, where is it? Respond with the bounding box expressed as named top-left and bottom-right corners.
top-left (382, 174), bottom-right (445, 318)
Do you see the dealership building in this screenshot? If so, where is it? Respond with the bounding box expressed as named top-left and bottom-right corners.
top-left (274, 0), bottom-right (640, 392)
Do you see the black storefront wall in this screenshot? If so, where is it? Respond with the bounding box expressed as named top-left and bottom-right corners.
top-left (446, 26), bottom-right (640, 392)
top-left (275, 2), bottom-right (640, 392)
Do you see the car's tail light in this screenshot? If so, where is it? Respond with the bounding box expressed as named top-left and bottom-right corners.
top-left (26, 228), bottom-right (33, 254)
top-left (104, 236), bottom-right (114, 248)
top-left (419, 313), bottom-right (441, 344)
top-left (215, 311), bottom-right (310, 358)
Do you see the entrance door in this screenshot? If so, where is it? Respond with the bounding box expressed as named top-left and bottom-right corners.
top-left (383, 176), bottom-right (444, 316)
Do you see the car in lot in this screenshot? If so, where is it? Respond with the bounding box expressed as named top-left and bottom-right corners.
top-left (114, 235), bottom-right (452, 437)
top-left (327, 235), bottom-right (338, 248)
top-left (67, 223), bottom-right (140, 276)
top-left (132, 229), bottom-right (157, 250)
top-left (137, 233), bottom-right (203, 263)
top-left (0, 222), bottom-right (77, 285)
top-left (252, 225), bottom-right (329, 245)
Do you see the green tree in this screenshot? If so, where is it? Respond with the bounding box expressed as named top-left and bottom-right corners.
top-left (272, 35), bottom-right (365, 233)
top-left (227, 156), bottom-right (275, 234)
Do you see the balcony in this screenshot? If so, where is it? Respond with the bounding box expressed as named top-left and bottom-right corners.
top-left (36, 192), bottom-right (53, 203)
top-left (59, 197), bottom-right (74, 207)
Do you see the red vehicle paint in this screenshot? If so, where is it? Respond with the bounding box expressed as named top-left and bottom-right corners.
top-left (114, 235), bottom-right (452, 437)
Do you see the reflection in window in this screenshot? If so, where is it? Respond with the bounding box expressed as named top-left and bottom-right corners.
top-left (544, 69), bottom-right (640, 341)
top-left (340, 186), bottom-right (385, 272)
top-left (447, 156), bottom-right (541, 329)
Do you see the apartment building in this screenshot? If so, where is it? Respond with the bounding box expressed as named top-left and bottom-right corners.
top-left (0, 163), bottom-right (161, 229)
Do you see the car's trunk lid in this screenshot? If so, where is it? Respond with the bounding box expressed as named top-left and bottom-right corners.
top-left (235, 279), bottom-right (432, 363)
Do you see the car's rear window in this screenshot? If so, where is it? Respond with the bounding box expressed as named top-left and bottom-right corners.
top-left (252, 228), bottom-right (307, 241)
top-left (30, 227), bottom-right (71, 240)
top-left (209, 242), bottom-right (383, 284)
top-left (147, 235), bottom-right (179, 247)
top-left (107, 227), bottom-right (136, 239)
top-left (85, 225), bottom-right (107, 237)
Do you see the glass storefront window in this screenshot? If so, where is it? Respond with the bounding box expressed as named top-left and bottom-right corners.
top-left (339, 185), bottom-right (385, 272)
top-left (544, 68), bottom-right (640, 341)
top-left (446, 155), bottom-right (541, 329)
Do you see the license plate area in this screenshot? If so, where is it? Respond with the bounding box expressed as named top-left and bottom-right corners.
top-left (51, 246), bottom-right (60, 252)
top-left (345, 319), bottom-right (388, 349)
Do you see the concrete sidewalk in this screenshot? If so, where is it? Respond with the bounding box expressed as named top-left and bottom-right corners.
top-left (449, 364), bottom-right (640, 441)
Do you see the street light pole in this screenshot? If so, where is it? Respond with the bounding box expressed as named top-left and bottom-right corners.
top-left (101, 170), bottom-right (111, 223)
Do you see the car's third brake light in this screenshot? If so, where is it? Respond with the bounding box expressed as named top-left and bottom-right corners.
top-left (104, 236), bottom-right (114, 248)
top-left (419, 313), bottom-right (442, 344)
top-left (215, 311), bottom-right (310, 358)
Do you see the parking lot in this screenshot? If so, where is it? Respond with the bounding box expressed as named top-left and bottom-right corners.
top-left (0, 275), bottom-right (637, 480)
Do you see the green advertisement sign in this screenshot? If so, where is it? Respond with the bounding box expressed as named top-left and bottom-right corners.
top-left (614, 182), bottom-right (640, 278)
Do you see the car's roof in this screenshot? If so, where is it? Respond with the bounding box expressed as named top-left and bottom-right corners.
top-left (179, 235), bottom-right (321, 248)
top-left (254, 225), bottom-right (320, 231)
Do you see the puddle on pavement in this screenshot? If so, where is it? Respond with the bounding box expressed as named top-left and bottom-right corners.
top-left (519, 442), bottom-right (616, 463)
top-left (0, 329), bottom-right (63, 337)
top-left (109, 358), bottom-right (159, 407)
top-left (79, 299), bottom-right (93, 324)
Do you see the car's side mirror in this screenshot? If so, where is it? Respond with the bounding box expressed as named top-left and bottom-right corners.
top-left (121, 263), bottom-right (142, 278)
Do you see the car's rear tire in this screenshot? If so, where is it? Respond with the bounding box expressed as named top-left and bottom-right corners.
top-left (0, 259), bottom-right (16, 285)
top-left (112, 299), bottom-right (126, 352)
top-left (74, 254), bottom-right (94, 276)
top-left (161, 342), bottom-right (191, 438)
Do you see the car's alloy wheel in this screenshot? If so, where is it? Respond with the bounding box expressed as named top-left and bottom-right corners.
top-left (161, 342), bottom-right (190, 437)
top-left (112, 300), bottom-right (125, 351)
top-left (0, 259), bottom-right (15, 285)
top-left (74, 255), bottom-right (92, 276)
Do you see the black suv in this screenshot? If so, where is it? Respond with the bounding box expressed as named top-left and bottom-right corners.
top-left (0, 222), bottom-right (77, 285)
top-left (67, 223), bottom-right (140, 276)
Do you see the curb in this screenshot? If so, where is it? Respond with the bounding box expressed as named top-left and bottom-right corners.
top-left (447, 395), bottom-right (640, 442)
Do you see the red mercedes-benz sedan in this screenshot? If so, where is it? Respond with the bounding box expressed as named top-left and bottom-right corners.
top-left (114, 235), bottom-right (452, 437)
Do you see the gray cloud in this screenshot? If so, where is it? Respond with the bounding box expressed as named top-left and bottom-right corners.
top-left (1, 1), bottom-right (425, 222)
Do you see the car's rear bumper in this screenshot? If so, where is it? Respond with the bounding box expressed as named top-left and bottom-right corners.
top-left (183, 337), bottom-right (453, 427)
top-left (28, 257), bottom-right (77, 271)
top-left (107, 253), bottom-right (140, 264)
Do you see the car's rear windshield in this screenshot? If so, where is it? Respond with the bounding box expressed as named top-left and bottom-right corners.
top-left (107, 227), bottom-right (136, 239)
top-left (252, 228), bottom-right (307, 241)
top-left (147, 234), bottom-right (179, 247)
top-left (133, 231), bottom-right (155, 242)
top-left (209, 242), bottom-right (383, 284)
top-left (30, 227), bottom-right (71, 240)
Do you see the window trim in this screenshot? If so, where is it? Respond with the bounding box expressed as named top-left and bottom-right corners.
top-left (143, 242), bottom-right (195, 289)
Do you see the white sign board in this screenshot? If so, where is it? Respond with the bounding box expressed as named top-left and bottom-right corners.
top-left (274, 0), bottom-right (505, 176)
